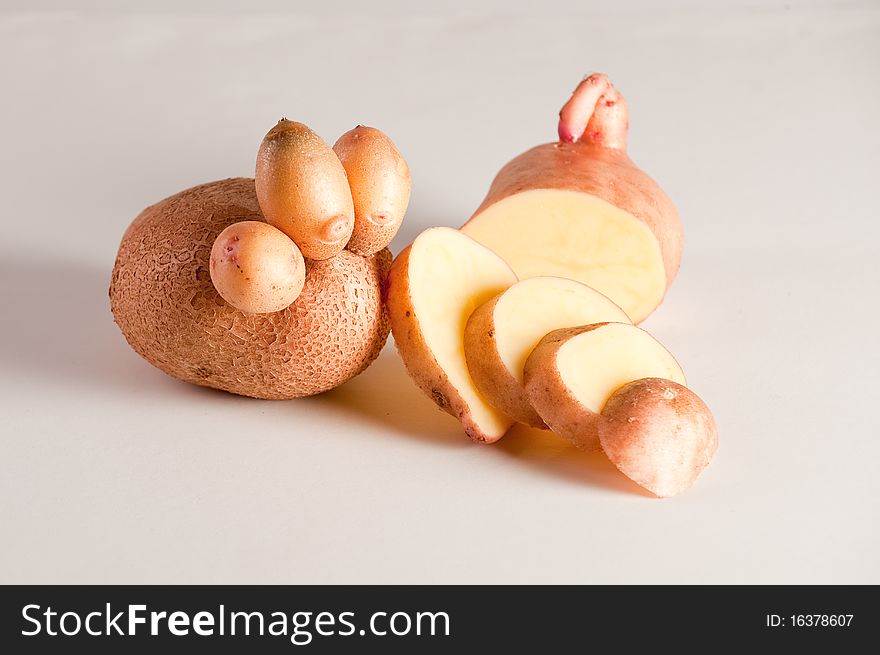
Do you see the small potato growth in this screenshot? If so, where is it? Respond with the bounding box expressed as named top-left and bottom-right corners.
top-left (600, 378), bottom-right (717, 498)
top-left (256, 119), bottom-right (355, 260)
top-left (209, 221), bottom-right (306, 314)
top-left (333, 125), bottom-right (411, 256)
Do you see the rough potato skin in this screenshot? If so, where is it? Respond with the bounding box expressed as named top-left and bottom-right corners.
top-left (386, 245), bottom-right (492, 442)
top-left (465, 141), bottom-right (683, 292)
top-left (110, 178), bottom-right (390, 399)
top-left (599, 378), bottom-right (718, 498)
top-left (463, 296), bottom-right (548, 429)
top-left (522, 325), bottom-right (610, 450)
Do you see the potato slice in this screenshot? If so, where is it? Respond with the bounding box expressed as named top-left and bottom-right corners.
top-left (386, 227), bottom-right (517, 442)
top-left (463, 277), bottom-right (631, 427)
top-left (523, 323), bottom-right (685, 450)
top-left (463, 189), bottom-right (669, 324)
top-left (599, 378), bottom-right (717, 498)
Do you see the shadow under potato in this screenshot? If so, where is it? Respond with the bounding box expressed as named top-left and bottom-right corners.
top-left (495, 424), bottom-right (653, 496)
top-left (317, 347), bottom-right (470, 448)
top-left (0, 255), bottom-right (172, 394)
top-left (0, 254), bottom-right (642, 494)
top-left (324, 347), bottom-right (648, 495)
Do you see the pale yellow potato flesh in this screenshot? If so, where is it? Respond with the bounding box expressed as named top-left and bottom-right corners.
top-left (461, 189), bottom-right (667, 323)
top-left (405, 227), bottom-right (517, 441)
top-left (495, 277), bottom-right (630, 384)
top-left (557, 323), bottom-right (686, 412)
top-left (464, 277), bottom-right (631, 427)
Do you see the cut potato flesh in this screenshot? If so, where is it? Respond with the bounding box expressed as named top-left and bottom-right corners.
top-left (464, 276), bottom-right (632, 427)
top-left (405, 227), bottom-right (517, 441)
top-left (557, 323), bottom-right (685, 412)
top-left (495, 277), bottom-right (630, 383)
top-left (462, 189), bottom-right (666, 323)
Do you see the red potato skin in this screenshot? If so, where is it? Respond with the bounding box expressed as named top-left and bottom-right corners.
top-left (385, 246), bottom-right (495, 443)
top-left (599, 378), bottom-right (718, 498)
top-left (465, 141), bottom-right (683, 290)
top-left (557, 73), bottom-right (628, 148)
top-left (522, 324), bottom-right (612, 451)
top-left (526, 368), bottom-right (601, 451)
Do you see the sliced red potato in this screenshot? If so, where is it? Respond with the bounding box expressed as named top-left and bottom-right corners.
top-left (523, 322), bottom-right (685, 450)
top-left (461, 74), bottom-right (682, 324)
top-left (463, 276), bottom-right (630, 428)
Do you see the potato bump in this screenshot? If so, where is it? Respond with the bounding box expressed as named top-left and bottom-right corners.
top-left (209, 221), bottom-right (305, 314)
top-left (333, 125), bottom-right (411, 256)
top-left (255, 119), bottom-right (355, 260)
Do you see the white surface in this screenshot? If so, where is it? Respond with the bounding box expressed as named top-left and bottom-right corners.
top-left (2, 1), bottom-right (879, 584)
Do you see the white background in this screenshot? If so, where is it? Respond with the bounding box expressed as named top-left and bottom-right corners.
top-left (1, 0), bottom-right (878, 583)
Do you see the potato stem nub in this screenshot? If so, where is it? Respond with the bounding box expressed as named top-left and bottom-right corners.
top-left (557, 73), bottom-right (628, 149)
